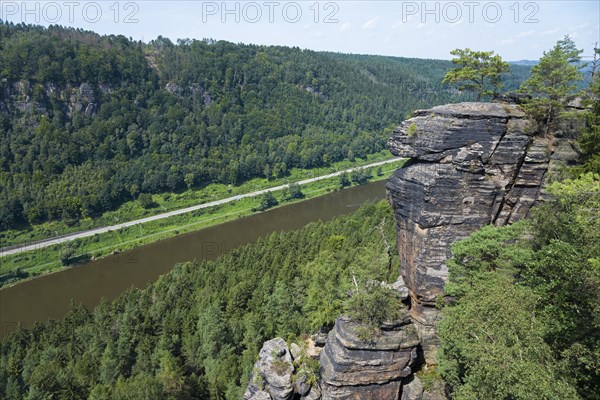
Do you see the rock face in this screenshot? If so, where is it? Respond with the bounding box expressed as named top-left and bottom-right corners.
top-left (401, 375), bottom-right (424, 400)
top-left (319, 316), bottom-right (419, 399)
top-left (244, 338), bottom-right (295, 400)
top-left (0, 80), bottom-right (109, 119)
top-left (386, 102), bottom-right (559, 363)
top-left (244, 338), bottom-right (322, 400)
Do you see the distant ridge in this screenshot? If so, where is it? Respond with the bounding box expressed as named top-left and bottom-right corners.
top-left (510, 60), bottom-right (539, 66)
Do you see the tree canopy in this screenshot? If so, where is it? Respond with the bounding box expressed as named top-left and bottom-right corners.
top-left (442, 48), bottom-right (510, 100)
top-left (0, 201), bottom-right (399, 399)
top-left (519, 35), bottom-right (583, 132)
top-left (439, 173), bottom-right (600, 400)
top-left (0, 22), bottom-right (532, 230)
top-left (577, 47), bottom-right (600, 174)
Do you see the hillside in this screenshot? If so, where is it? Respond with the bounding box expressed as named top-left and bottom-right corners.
top-left (0, 201), bottom-right (398, 399)
top-left (0, 22), bottom-right (531, 230)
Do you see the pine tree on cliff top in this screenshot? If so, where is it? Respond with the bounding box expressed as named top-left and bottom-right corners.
top-left (442, 48), bottom-right (510, 101)
top-left (519, 35), bottom-right (583, 134)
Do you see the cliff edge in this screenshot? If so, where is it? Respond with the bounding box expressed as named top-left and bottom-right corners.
top-left (386, 101), bottom-right (577, 363)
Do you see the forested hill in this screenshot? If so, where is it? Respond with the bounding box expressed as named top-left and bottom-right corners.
top-left (0, 22), bottom-right (531, 229)
top-left (0, 201), bottom-right (399, 399)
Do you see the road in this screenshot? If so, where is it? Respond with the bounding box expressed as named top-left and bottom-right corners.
top-left (0, 158), bottom-right (402, 257)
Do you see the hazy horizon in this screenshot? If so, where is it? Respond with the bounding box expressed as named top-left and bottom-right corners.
top-left (1, 1), bottom-right (598, 61)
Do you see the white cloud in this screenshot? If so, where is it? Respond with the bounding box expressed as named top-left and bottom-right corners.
top-left (340, 22), bottom-right (351, 32)
top-left (500, 38), bottom-right (515, 46)
top-left (515, 30), bottom-right (535, 38)
top-left (417, 23), bottom-right (426, 29)
top-left (541, 28), bottom-right (560, 36)
top-left (362, 17), bottom-right (379, 30)
top-left (568, 22), bottom-right (589, 31)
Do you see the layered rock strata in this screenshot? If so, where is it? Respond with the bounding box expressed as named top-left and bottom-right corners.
top-left (319, 315), bottom-right (419, 399)
top-left (386, 102), bottom-right (554, 363)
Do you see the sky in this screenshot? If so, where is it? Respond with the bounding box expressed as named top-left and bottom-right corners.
top-left (1, 1), bottom-right (599, 61)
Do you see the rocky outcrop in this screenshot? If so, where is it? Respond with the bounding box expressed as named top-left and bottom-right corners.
top-left (244, 338), bottom-right (322, 400)
top-left (0, 81), bottom-right (108, 119)
top-left (401, 375), bottom-right (424, 400)
top-left (385, 101), bottom-right (575, 364)
top-left (245, 101), bottom-right (581, 399)
top-left (244, 338), bottom-right (295, 400)
top-left (319, 315), bottom-right (419, 399)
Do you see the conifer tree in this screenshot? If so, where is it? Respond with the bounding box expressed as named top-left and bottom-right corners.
top-left (443, 49), bottom-right (510, 101)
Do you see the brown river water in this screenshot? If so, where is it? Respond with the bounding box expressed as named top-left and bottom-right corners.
top-left (0, 180), bottom-right (387, 340)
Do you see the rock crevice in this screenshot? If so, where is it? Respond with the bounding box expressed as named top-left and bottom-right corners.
top-left (385, 102), bottom-right (571, 364)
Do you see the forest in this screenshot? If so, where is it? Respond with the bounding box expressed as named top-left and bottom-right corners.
top-left (1, 20), bottom-right (599, 400)
top-left (0, 21), bottom-right (531, 230)
top-left (439, 172), bottom-right (600, 400)
top-left (0, 201), bottom-right (398, 399)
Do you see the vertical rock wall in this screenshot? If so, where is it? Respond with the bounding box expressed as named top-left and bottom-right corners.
top-left (386, 102), bottom-right (561, 363)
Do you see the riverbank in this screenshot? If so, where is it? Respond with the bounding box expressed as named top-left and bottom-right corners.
top-left (1, 151), bottom-right (395, 250)
top-left (0, 157), bottom-right (405, 288)
top-left (0, 180), bottom-right (391, 340)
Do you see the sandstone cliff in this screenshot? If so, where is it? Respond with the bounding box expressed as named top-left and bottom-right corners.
top-left (319, 315), bottom-right (419, 399)
top-left (0, 81), bottom-right (110, 119)
top-left (245, 101), bottom-right (580, 399)
top-left (386, 101), bottom-right (578, 364)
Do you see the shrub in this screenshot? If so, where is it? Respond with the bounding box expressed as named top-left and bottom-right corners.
top-left (406, 122), bottom-right (418, 136)
top-left (138, 193), bottom-right (155, 209)
top-left (345, 282), bottom-right (403, 341)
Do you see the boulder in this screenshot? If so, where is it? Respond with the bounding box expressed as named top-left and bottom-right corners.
top-left (401, 375), bottom-right (424, 400)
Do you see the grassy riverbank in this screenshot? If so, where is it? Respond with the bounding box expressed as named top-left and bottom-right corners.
top-left (0, 156), bottom-right (405, 288)
top-left (1, 151), bottom-right (395, 249)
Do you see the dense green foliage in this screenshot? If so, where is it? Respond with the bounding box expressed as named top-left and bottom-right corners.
top-left (443, 48), bottom-right (510, 100)
top-left (280, 183), bottom-right (303, 202)
top-left (439, 173), bottom-right (600, 399)
top-left (255, 191), bottom-right (278, 211)
top-left (441, 44), bottom-right (599, 398)
top-left (345, 282), bottom-right (404, 341)
top-left (519, 36), bottom-right (583, 132)
top-left (0, 22), bottom-right (532, 231)
top-left (0, 201), bottom-right (398, 399)
top-left (577, 49), bottom-right (600, 174)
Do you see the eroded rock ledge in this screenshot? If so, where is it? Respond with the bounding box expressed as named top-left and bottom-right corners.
top-left (320, 315), bottom-right (419, 399)
top-left (386, 102), bottom-right (557, 363)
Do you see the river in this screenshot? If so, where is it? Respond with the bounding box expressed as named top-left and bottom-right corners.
top-left (0, 180), bottom-right (387, 340)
